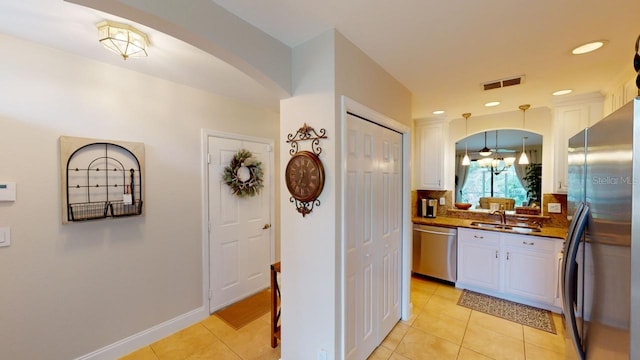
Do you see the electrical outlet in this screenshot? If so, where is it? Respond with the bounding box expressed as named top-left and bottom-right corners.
top-left (548, 203), bottom-right (561, 213)
top-left (439, 197), bottom-right (445, 205)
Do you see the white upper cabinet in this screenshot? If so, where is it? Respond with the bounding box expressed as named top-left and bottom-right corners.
top-left (414, 119), bottom-right (447, 190)
top-left (603, 76), bottom-right (637, 117)
top-left (552, 93), bottom-right (603, 193)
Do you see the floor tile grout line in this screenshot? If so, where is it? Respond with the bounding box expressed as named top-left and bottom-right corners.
top-left (458, 305), bottom-right (473, 359)
top-left (199, 319), bottom-right (248, 359)
top-left (149, 345), bottom-right (160, 360)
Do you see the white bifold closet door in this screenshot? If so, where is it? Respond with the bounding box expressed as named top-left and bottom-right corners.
top-left (345, 113), bottom-right (402, 360)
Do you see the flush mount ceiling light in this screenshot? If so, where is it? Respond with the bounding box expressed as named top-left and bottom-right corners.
top-left (572, 41), bottom-right (605, 55)
top-left (97, 20), bottom-right (150, 60)
top-left (484, 101), bottom-right (501, 107)
top-left (433, 110), bottom-right (445, 115)
top-left (553, 89), bottom-right (573, 96)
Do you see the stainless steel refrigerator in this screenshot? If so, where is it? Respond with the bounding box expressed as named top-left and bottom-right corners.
top-left (562, 98), bottom-right (640, 359)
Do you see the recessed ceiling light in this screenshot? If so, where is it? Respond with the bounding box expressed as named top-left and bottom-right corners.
top-left (553, 89), bottom-right (573, 96)
top-left (572, 41), bottom-right (605, 55)
top-left (484, 101), bottom-right (501, 107)
top-left (433, 110), bottom-right (445, 115)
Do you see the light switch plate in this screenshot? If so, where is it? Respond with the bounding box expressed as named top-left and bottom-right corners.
top-left (548, 203), bottom-right (562, 213)
top-left (0, 182), bottom-right (16, 201)
top-left (0, 227), bottom-right (10, 247)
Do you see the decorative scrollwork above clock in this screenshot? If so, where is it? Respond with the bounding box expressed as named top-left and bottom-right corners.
top-left (285, 123), bottom-right (327, 217)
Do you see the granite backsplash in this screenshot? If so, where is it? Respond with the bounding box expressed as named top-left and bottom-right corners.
top-left (412, 190), bottom-right (568, 229)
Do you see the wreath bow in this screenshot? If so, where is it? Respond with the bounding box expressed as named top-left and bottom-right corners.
top-left (222, 149), bottom-right (264, 197)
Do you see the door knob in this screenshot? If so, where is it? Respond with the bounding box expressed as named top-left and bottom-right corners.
top-left (263, 224), bottom-right (271, 230)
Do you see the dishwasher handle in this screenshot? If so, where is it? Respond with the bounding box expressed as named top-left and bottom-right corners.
top-left (413, 228), bottom-right (456, 236)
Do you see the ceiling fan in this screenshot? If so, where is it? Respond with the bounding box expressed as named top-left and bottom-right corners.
top-left (473, 131), bottom-right (515, 156)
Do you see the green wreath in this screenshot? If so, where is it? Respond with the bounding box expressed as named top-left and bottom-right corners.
top-left (222, 149), bottom-right (264, 197)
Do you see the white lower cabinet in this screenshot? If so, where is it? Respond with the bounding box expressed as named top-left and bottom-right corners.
top-left (457, 230), bottom-right (501, 291)
top-left (457, 228), bottom-right (562, 310)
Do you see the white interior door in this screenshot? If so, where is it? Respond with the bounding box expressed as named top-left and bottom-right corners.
top-left (345, 114), bottom-right (402, 360)
top-left (378, 125), bottom-right (402, 337)
top-left (208, 135), bottom-right (272, 313)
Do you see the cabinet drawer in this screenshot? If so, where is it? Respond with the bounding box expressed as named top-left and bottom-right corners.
top-left (504, 234), bottom-right (555, 251)
top-left (458, 228), bottom-right (501, 242)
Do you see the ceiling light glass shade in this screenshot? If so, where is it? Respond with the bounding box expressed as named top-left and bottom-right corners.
top-left (433, 110), bottom-right (445, 115)
top-left (519, 151), bottom-right (529, 165)
top-left (572, 41), bottom-right (604, 55)
top-left (478, 148), bottom-right (492, 156)
top-left (484, 101), bottom-right (501, 107)
top-left (97, 20), bottom-right (149, 60)
top-left (462, 143), bottom-right (471, 166)
top-left (519, 137), bottom-right (529, 164)
top-left (504, 156), bottom-right (516, 167)
top-left (478, 158), bottom-right (492, 168)
top-left (462, 153), bottom-right (471, 166)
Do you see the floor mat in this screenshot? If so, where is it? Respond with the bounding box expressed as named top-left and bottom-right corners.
top-left (214, 289), bottom-right (271, 330)
top-left (457, 289), bottom-right (557, 334)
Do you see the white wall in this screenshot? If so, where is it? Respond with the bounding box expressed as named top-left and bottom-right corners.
top-left (0, 34), bottom-right (279, 360)
top-left (280, 29), bottom-right (411, 360)
top-left (280, 30), bottom-right (338, 360)
top-left (445, 107), bottom-right (553, 194)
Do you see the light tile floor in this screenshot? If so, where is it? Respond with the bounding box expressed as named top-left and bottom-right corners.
top-left (121, 276), bottom-right (566, 360)
top-left (369, 276), bottom-right (567, 360)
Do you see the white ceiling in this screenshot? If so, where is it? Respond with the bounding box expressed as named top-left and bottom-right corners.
top-left (209, 0), bottom-right (640, 120)
top-left (1, 0), bottom-right (639, 122)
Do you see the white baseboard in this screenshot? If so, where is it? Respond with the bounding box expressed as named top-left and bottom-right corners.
top-left (74, 306), bottom-right (209, 360)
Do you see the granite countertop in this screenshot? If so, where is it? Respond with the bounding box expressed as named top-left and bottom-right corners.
top-left (412, 216), bottom-right (568, 240)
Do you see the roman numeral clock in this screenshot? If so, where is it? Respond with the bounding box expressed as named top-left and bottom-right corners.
top-left (285, 123), bottom-right (327, 217)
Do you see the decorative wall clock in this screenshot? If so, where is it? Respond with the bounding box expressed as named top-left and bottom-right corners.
top-left (285, 123), bottom-right (327, 217)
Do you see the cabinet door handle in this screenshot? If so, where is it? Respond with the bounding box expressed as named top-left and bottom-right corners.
top-left (495, 250), bottom-right (498, 259)
top-left (474, 235), bottom-right (484, 239)
top-left (523, 241), bottom-right (534, 246)
top-left (507, 251), bottom-right (510, 260)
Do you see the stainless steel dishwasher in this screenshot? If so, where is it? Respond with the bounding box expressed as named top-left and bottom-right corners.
top-left (412, 224), bottom-right (457, 282)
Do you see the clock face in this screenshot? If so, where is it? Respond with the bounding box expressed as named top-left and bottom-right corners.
top-left (285, 151), bottom-right (325, 203)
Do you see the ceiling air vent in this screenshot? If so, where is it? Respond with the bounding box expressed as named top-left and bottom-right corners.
top-left (482, 75), bottom-right (525, 91)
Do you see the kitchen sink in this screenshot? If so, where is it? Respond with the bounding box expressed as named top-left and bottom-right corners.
top-left (469, 221), bottom-right (541, 233)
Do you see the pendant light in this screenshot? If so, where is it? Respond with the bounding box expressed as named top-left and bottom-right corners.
top-left (478, 131), bottom-right (492, 157)
top-left (462, 113), bottom-right (471, 166)
top-left (520, 137), bottom-right (530, 165)
top-left (518, 104), bottom-right (530, 165)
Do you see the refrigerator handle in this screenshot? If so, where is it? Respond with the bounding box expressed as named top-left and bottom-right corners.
top-left (563, 203), bottom-right (589, 360)
top-left (562, 202), bottom-right (585, 285)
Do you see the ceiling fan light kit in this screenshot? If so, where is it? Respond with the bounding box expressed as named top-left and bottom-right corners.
top-left (478, 131), bottom-right (493, 157)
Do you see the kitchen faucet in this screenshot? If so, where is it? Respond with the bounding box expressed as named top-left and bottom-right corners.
top-left (490, 209), bottom-right (507, 224)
